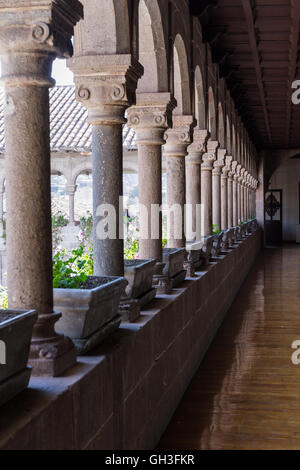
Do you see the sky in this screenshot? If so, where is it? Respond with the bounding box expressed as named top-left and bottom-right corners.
top-left (0, 58), bottom-right (74, 86)
top-left (52, 59), bottom-right (74, 85)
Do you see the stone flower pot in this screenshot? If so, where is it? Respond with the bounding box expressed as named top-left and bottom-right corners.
top-left (0, 309), bottom-right (37, 408)
top-left (199, 235), bottom-right (215, 266)
top-left (212, 232), bottom-right (224, 257)
top-left (124, 259), bottom-right (156, 301)
top-left (54, 276), bottom-right (127, 354)
top-left (162, 248), bottom-right (186, 287)
top-left (185, 241), bottom-right (205, 276)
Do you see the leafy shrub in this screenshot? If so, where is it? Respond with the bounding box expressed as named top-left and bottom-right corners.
top-left (52, 212), bottom-right (68, 252)
top-left (78, 211), bottom-right (93, 246)
top-left (0, 285), bottom-right (8, 309)
top-left (53, 246), bottom-right (93, 289)
top-left (212, 224), bottom-right (222, 235)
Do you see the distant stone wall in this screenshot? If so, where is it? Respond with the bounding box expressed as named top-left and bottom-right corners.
top-left (0, 231), bottom-right (261, 450)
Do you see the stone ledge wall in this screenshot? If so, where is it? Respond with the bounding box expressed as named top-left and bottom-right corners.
top-left (0, 231), bottom-right (261, 450)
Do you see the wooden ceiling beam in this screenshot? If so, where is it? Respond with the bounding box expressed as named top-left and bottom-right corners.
top-left (241, 0), bottom-right (273, 145)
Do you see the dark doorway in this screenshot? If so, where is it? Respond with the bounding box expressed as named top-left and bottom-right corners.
top-left (265, 190), bottom-right (283, 246)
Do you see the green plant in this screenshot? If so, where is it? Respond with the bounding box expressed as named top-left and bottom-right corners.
top-left (212, 224), bottom-right (222, 235)
top-left (0, 285), bottom-right (8, 309)
top-left (124, 239), bottom-right (139, 260)
top-left (79, 211), bottom-right (93, 246)
top-left (52, 211), bottom-right (68, 252)
top-left (53, 246), bottom-right (93, 289)
top-left (1, 216), bottom-right (6, 245)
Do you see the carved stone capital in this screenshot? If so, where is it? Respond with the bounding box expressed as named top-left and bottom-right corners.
top-left (164, 115), bottom-right (195, 158)
top-left (127, 93), bottom-right (176, 145)
top-left (201, 140), bottom-right (220, 170)
top-left (213, 148), bottom-right (227, 175)
top-left (66, 184), bottom-right (77, 196)
top-left (0, 1), bottom-right (83, 87)
top-left (186, 129), bottom-right (210, 165)
top-left (68, 54), bottom-right (144, 125)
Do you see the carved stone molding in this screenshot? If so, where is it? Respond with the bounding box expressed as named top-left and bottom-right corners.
top-left (0, 0), bottom-right (83, 58)
top-left (164, 115), bottom-right (195, 158)
top-left (68, 54), bottom-right (144, 125)
top-left (127, 92), bottom-right (177, 146)
top-left (186, 129), bottom-right (210, 165)
top-left (201, 140), bottom-right (219, 170)
top-left (213, 148), bottom-right (227, 175)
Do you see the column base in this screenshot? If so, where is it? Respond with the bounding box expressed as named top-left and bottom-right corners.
top-left (183, 260), bottom-right (195, 278)
top-left (152, 261), bottom-right (172, 295)
top-left (29, 312), bottom-right (77, 377)
top-left (119, 288), bottom-right (157, 323)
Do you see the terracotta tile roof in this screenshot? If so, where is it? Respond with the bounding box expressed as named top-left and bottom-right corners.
top-left (0, 85), bottom-right (137, 153)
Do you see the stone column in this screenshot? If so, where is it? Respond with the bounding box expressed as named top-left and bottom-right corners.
top-left (221, 160), bottom-right (231, 231)
top-left (212, 149), bottom-right (226, 231)
top-left (164, 115), bottom-right (195, 248)
top-left (0, 0), bottom-right (83, 376)
top-left (186, 129), bottom-right (209, 242)
top-left (226, 156), bottom-right (233, 228)
top-left (236, 164), bottom-right (242, 223)
top-left (247, 174), bottom-right (252, 219)
top-left (240, 168), bottom-right (246, 222)
top-left (0, 190), bottom-right (4, 221)
top-left (68, 55), bottom-right (143, 276)
top-left (201, 141), bottom-right (219, 236)
top-left (232, 161), bottom-right (238, 226)
top-left (243, 171), bottom-right (248, 221)
top-left (127, 93), bottom-right (176, 261)
top-left (67, 184), bottom-right (77, 225)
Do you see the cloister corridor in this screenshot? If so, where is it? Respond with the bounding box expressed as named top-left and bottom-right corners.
top-left (159, 245), bottom-right (300, 450)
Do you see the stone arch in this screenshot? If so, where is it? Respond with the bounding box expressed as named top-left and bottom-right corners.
top-left (74, 0), bottom-right (130, 55)
top-left (173, 34), bottom-right (191, 115)
top-left (137, 0), bottom-right (168, 93)
top-left (208, 87), bottom-right (217, 140)
top-left (218, 102), bottom-right (225, 148)
top-left (194, 65), bottom-right (206, 128)
top-left (51, 166), bottom-right (69, 184)
top-left (72, 163), bottom-right (93, 186)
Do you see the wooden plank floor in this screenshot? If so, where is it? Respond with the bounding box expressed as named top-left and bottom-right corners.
top-left (158, 245), bottom-right (300, 450)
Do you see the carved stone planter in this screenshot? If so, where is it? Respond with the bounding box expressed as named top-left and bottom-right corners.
top-left (199, 235), bottom-right (215, 266)
top-left (121, 259), bottom-right (157, 322)
top-left (54, 276), bottom-right (127, 354)
top-left (221, 228), bottom-right (235, 249)
top-left (211, 232), bottom-right (224, 257)
top-left (185, 241), bottom-right (205, 275)
top-left (0, 309), bottom-right (37, 408)
top-left (163, 248), bottom-right (186, 287)
top-left (124, 259), bottom-right (156, 301)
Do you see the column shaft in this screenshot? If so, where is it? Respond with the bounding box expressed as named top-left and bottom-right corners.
top-left (201, 141), bottom-right (219, 236)
top-left (186, 130), bottom-right (209, 242)
top-left (228, 175), bottom-right (233, 228)
top-left (6, 85), bottom-right (53, 312)
top-left (221, 172), bottom-right (228, 231)
top-left (212, 169), bottom-right (221, 230)
top-left (92, 124), bottom-right (124, 276)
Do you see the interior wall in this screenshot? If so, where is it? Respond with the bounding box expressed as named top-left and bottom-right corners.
top-left (270, 158), bottom-right (300, 241)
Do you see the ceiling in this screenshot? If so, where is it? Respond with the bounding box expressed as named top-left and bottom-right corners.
top-left (190, 0), bottom-right (300, 150)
